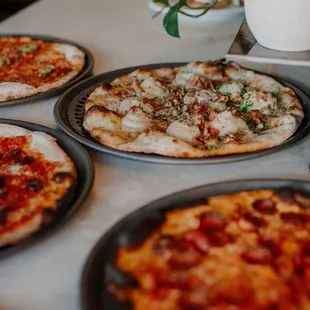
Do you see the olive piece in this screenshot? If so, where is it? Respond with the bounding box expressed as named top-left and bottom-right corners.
top-left (16, 43), bottom-right (38, 54)
top-left (0, 207), bottom-right (11, 225)
top-left (0, 55), bottom-right (10, 68)
top-left (16, 156), bottom-right (34, 165)
top-left (0, 176), bottom-right (5, 188)
top-left (37, 65), bottom-right (54, 78)
top-left (26, 178), bottom-right (44, 192)
top-left (8, 149), bottom-right (22, 159)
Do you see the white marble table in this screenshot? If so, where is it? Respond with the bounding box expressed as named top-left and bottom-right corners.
top-left (1, 1), bottom-right (310, 309)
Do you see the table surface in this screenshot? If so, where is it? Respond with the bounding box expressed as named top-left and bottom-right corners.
top-left (1, 1), bottom-right (310, 309)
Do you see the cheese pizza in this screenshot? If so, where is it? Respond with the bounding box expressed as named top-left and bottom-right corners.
top-left (82, 61), bottom-right (304, 158)
top-left (111, 188), bottom-right (310, 310)
top-left (0, 36), bottom-right (85, 102)
top-left (0, 124), bottom-right (76, 247)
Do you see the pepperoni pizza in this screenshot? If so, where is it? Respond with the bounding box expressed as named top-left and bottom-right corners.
top-left (0, 124), bottom-right (76, 247)
top-left (111, 188), bottom-right (310, 309)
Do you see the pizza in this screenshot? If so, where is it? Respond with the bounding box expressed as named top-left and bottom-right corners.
top-left (82, 61), bottom-right (304, 158)
top-left (0, 36), bottom-right (85, 102)
top-left (111, 188), bottom-right (310, 310)
top-left (0, 124), bottom-right (76, 247)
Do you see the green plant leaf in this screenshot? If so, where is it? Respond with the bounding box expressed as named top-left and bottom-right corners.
top-left (163, 3), bottom-right (182, 38)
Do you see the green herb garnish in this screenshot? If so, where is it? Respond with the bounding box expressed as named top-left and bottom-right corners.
top-left (237, 100), bottom-right (253, 112)
top-left (241, 88), bottom-right (247, 96)
top-left (206, 144), bottom-right (217, 150)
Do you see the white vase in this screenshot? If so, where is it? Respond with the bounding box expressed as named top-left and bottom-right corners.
top-left (245, 0), bottom-right (310, 52)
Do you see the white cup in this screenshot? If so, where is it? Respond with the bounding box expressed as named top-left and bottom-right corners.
top-left (245, 0), bottom-right (310, 52)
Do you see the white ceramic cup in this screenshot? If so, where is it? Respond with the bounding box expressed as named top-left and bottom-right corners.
top-left (245, 0), bottom-right (310, 52)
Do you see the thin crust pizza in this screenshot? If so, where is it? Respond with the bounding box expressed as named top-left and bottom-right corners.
top-left (0, 36), bottom-right (85, 102)
top-left (111, 188), bottom-right (310, 310)
top-left (83, 61), bottom-right (304, 158)
top-left (0, 124), bottom-right (76, 247)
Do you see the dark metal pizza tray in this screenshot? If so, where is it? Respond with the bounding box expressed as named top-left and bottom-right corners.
top-left (0, 33), bottom-right (95, 107)
top-left (0, 118), bottom-right (94, 258)
top-left (54, 62), bottom-right (310, 165)
top-left (81, 178), bottom-right (310, 310)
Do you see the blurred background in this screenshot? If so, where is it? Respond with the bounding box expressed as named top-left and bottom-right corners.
top-left (0, 0), bottom-right (38, 21)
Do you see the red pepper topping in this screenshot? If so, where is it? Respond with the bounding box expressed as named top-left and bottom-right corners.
top-left (199, 211), bottom-right (226, 233)
top-left (252, 199), bottom-right (277, 215)
top-left (242, 247), bottom-right (273, 265)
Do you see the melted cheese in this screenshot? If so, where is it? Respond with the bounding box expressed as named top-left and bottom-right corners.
top-left (195, 90), bottom-right (226, 111)
top-left (228, 68), bottom-right (255, 85)
top-left (250, 75), bottom-right (284, 93)
top-left (166, 120), bottom-right (200, 144)
top-left (242, 89), bottom-right (277, 115)
top-left (118, 97), bottom-right (142, 115)
top-left (140, 77), bottom-right (167, 99)
top-left (210, 111), bottom-right (249, 136)
top-left (174, 72), bottom-right (195, 86)
top-left (218, 82), bottom-right (244, 100)
top-left (121, 107), bottom-right (152, 134)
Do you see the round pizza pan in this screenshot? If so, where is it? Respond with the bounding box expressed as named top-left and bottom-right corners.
top-left (0, 118), bottom-right (94, 258)
top-left (81, 178), bottom-right (310, 310)
top-left (0, 33), bottom-right (95, 107)
top-left (54, 62), bottom-right (310, 165)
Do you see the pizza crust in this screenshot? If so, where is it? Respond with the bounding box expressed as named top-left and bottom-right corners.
top-left (83, 61), bottom-right (305, 158)
top-left (0, 82), bottom-right (36, 102)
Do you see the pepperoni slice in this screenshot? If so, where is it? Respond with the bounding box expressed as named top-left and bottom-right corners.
top-left (280, 212), bottom-right (310, 225)
top-left (243, 213), bottom-right (267, 228)
top-left (209, 231), bottom-right (232, 247)
top-left (242, 247), bottom-right (273, 265)
top-left (252, 199), bottom-right (277, 215)
top-left (259, 235), bottom-right (281, 257)
top-left (302, 240), bottom-right (310, 256)
top-left (169, 247), bottom-right (202, 269)
top-left (183, 230), bottom-right (210, 254)
top-left (199, 211), bottom-right (226, 233)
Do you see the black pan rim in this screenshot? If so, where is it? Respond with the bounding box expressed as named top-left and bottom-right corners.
top-left (81, 178), bottom-right (310, 310)
top-left (0, 33), bottom-right (95, 107)
top-left (54, 61), bottom-right (310, 165)
top-left (0, 118), bottom-right (94, 258)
